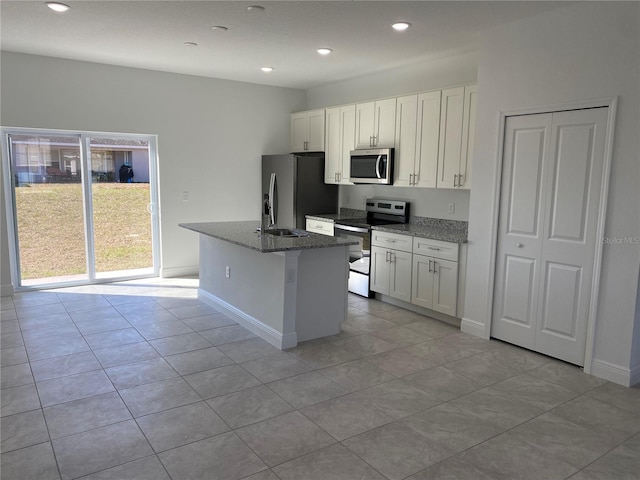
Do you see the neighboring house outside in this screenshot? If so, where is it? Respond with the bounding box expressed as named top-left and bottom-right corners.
top-left (11, 136), bottom-right (150, 185)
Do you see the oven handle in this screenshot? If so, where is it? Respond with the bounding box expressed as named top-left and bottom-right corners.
top-left (334, 223), bottom-right (370, 234)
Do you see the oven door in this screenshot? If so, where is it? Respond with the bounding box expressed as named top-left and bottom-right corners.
top-left (333, 223), bottom-right (372, 297)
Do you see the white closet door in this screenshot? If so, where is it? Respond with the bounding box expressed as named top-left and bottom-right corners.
top-left (492, 108), bottom-right (608, 365)
top-left (492, 113), bottom-right (550, 350)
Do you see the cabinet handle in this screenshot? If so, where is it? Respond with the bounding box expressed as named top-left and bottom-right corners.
top-left (390, 252), bottom-right (395, 263)
top-left (458, 174), bottom-right (464, 187)
top-left (433, 261), bottom-right (438, 274)
top-left (428, 259), bottom-right (432, 272)
top-left (338, 172), bottom-right (341, 182)
top-left (427, 246), bottom-right (441, 251)
top-left (385, 239), bottom-right (397, 243)
top-left (516, 242), bottom-right (523, 248)
top-left (453, 174), bottom-right (458, 187)
top-left (385, 251), bottom-right (390, 262)
top-left (409, 173), bottom-right (414, 185)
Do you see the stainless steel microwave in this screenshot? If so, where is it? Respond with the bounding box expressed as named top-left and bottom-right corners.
top-left (349, 148), bottom-right (394, 185)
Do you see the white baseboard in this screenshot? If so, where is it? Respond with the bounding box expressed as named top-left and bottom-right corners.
top-left (198, 289), bottom-right (296, 350)
top-left (461, 317), bottom-right (489, 339)
top-left (590, 358), bottom-right (632, 386)
top-left (1, 283), bottom-right (14, 297)
top-left (161, 266), bottom-right (199, 278)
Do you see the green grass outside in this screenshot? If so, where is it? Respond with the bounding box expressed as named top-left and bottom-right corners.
top-left (15, 183), bottom-right (153, 280)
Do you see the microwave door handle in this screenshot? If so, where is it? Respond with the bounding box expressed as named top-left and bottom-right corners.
top-left (375, 155), bottom-right (382, 179)
top-left (269, 173), bottom-right (276, 225)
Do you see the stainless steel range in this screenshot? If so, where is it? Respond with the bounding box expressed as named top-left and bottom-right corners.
top-left (334, 198), bottom-right (409, 297)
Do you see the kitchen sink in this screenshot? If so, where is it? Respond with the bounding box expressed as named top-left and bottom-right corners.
top-left (263, 228), bottom-right (310, 237)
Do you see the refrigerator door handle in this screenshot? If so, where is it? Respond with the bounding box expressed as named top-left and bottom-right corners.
top-left (269, 172), bottom-right (277, 225)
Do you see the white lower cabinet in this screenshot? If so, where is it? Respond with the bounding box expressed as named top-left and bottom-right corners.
top-left (411, 237), bottom-right (459, 316)
top-left (370, 231), bottom-right (412, 302)
top-left (370, 246), bottom-right (412, 302)
top-left (412, 254), bottom-right (458, 316)
top-left (371, 230), bottom-right (461, 317)
top-left (305, 218), bottom-right (334, 236)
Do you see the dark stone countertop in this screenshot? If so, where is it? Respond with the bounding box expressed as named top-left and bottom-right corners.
top-left (180, 221), bottom-right (358, 253)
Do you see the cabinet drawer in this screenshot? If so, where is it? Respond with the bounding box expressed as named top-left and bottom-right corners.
top-left (306, 219), bottom-right (334, 236)
top-left (371, 230), bottom-right (413, 252)
top-left (413, 237), bottom-right (459, 261)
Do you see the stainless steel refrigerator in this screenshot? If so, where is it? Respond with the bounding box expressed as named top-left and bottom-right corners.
top-left (262, 154), bottom-right (338, 229)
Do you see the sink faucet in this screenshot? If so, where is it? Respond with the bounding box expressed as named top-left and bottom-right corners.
top-left (261, 193), bottom-right (273, 233)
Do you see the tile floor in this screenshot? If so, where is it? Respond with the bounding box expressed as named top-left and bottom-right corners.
top-left (1, 277), bottom-right (639, 480)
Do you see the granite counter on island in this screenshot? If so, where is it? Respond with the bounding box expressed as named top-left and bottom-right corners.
top-left (179, 221), bottom-right (358, 349)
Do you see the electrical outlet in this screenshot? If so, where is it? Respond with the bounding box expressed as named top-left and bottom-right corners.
top-left (225, 266), bottom-right (230, 278)
top-left (182, 191), bottom-right (189, 201)
top-left (448, 203), bottom-right (455, 214)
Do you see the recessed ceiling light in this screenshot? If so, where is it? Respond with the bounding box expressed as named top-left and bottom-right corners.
top-left (317, 48), bottom-right (333, 56)
top-left (261, 66), bottom-right (273, 73)
top-left (392, 22), bottom-right (411, 32)
top-left (211, 26), bottom-right (228, 32)
top-left (46, 2), bottom-right (70, 13)
top-left (184, 42), bottom-right (198, 47)
top-left (247, 5), bottom-right (265, 12)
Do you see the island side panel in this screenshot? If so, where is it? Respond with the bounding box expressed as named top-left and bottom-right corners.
top-left (198, 235), bottom-right (289, 346)
top-left (295, 245), bottom-right (349, 342)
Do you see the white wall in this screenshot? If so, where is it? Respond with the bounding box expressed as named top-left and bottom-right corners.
top-left (464, 2), bottom-right (640, 385)
top-left (0, 52), bottom-right (305, 281)
top-left (306, 51), bottom-right (478, 221)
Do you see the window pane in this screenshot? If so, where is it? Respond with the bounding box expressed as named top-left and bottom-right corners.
top-left (9, 134), bottom-right (88, 284)
top-left (90, 137), bottom-right (153, 278)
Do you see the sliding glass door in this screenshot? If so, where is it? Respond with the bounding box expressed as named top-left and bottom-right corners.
top-left (2, 129), bottom-right (159, 289)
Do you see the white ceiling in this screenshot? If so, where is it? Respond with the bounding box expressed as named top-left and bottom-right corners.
top-left (1, 1), bottom-right (565, 90)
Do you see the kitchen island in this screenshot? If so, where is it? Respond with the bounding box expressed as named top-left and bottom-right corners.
top-left (179, 221), bottom-right (358, 349)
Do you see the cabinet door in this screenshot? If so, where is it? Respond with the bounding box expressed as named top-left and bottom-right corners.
top-left (432, 258), bottom-right (458, 316)
top-left (414, 91), bottom-right (441, 188)
top-left (411, 254), bottom-right (434, 309)
top-left (324, 107), bottom-right (341, 183)
top-left (370, 247), bottom-right (390, 295)
top-left (389, 250), bottom-right (412, 302)
top-left (340, 105), bottom-right (356, 184)
top-left (459, 85), bottom-right (477, 189)
top-left (291, 112), bottom-right (308, 152)
top-left (355, 101), bottom-right (376, 149)
top-left (437, 87), bottom-right (465, 188)
top-left (307, 109), bottom-right (325, 152)
top-left (374, 97), bottom-right (397, 148)
top-left (394, 95), bottom-right (418, 187)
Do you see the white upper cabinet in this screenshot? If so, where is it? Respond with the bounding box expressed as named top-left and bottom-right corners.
top-left (355, 98), bottom-right (396, 149)
top-left (394, 95), bottom-right (419, 187)
top-left (459, 85), bottom-right (477, 190)
top-left (290, 84), bottom-right (476, 188)
top-left (324, 105), bottom-right (355, 184)
top-left (437, 85), bottom-right (476, 189)
top-left (394, 91), bottom-right (441, 188)
top-left (291, 109), bottom-right (325, 152)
